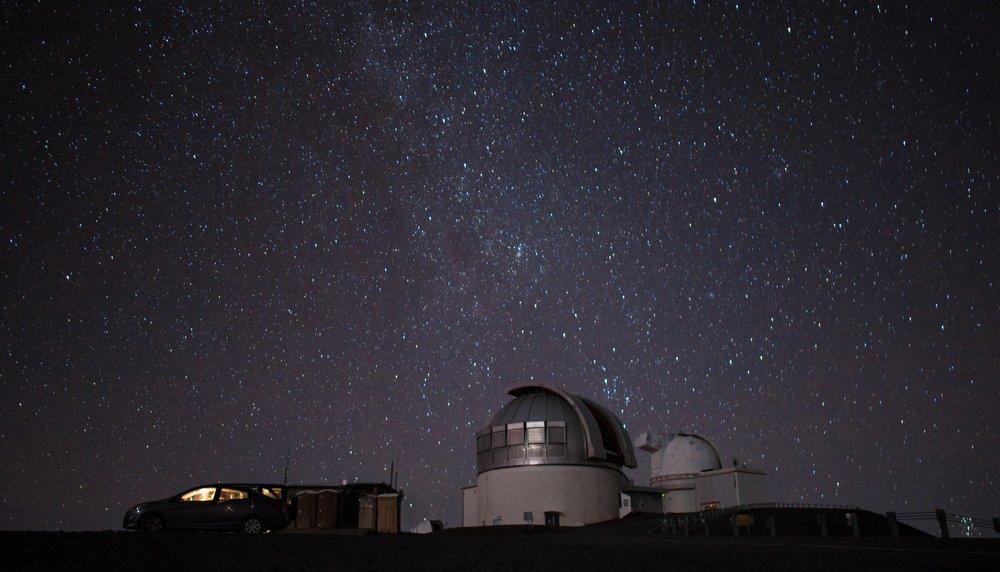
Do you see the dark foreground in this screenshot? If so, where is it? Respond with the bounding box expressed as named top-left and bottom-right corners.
top-left (3, 519), bottom-right (999, 572)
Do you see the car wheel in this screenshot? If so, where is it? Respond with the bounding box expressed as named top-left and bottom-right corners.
top-left (241, 516), bottom-right (264, 534)
top-left (140, 514), bottom-right (164, 533)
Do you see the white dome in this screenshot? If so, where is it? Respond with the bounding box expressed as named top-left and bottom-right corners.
top-left (659, 434), bottom-right (722, 475)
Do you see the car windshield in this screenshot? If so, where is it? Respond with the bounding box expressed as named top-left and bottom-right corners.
top-left (180, 487), bottom-right (217, 502)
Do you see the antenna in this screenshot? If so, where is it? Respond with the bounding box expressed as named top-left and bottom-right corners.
top-left (283, 448), bottom-right (291, 485)
top-left (394, 451), bottom-right (400, 489)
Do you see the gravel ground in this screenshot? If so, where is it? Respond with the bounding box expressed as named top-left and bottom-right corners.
top-left (3, 518), bottom-right (998, 572)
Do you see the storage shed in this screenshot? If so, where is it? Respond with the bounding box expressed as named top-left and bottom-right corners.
top-left (289, 482), bottom-right (402, 533)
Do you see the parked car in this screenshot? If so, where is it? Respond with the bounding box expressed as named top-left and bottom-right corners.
top-left (123, 484), bottom-right (288, 533)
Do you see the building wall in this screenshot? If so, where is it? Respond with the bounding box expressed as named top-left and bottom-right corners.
top-left (473, 465), bottom-right (622, 527)
top-left (462, 486), bottom-right (478, 527)
top-left (665, 488), bottom-right (698, 512)
top-left (660, 475), bottom-right (698, 513)
top-left (733, 470), bottom-right (768, 505)
top-left (695, 468), bottom-right (768, 508)
top-left (657, 468), bottom-right (769, 512)
top-left (619, 489), bottom-right (666, 517)
top-left (696, 472), bottom-right (736, 508)
top-left (376, 494), bottom-right (400, 534)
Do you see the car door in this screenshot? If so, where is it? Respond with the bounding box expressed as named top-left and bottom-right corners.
top-left (164, 486), bottom-right (219, 529)
top-left (215, 487), bottom-right (254, 530)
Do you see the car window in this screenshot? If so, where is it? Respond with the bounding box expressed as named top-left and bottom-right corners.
top-left (180, 487), bottom-right (217, 502)
top-left (218, 488), bottom-right (249, 501)
top-left (260, 487), bottom-right (282, 500)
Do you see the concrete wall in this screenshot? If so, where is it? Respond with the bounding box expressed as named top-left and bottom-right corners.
top-left (473, 465), bottom-right (623, 527)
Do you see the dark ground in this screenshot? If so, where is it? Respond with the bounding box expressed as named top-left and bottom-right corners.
top-left (3, 517), bottom-right (999, 571)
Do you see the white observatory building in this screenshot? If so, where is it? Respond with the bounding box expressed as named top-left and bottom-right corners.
top-left (633, 432), bottom-right (768, 512)
top-left (462, 385), bottom-right (637, 527)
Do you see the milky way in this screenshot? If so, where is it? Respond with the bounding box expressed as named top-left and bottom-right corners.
top-left (3, 2), bottom-right (999, 531)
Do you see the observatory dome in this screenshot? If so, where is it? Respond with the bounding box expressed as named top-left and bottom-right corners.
top-left (660, 433), bottom-right (722, 475)
top-left (475, 385), bottom-right (637, 474)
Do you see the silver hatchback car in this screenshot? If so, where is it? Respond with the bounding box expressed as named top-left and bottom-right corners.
top-left (123, 484), bottom-right (288, 533)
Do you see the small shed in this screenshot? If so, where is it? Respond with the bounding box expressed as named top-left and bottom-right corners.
top-left (289, 482), bottom-right (402, 534)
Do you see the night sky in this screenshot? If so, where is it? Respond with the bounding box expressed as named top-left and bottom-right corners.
top-left (3, 1), bottom-right (999, 532)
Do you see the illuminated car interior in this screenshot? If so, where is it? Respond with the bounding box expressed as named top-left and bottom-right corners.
top-left (180, 487), bottom-right (217, 502)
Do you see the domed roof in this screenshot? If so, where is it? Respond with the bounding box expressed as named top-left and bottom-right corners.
top-left (475, 385), bottom-right (637, 474)
top-left (487, 388), bottom-right (581, 428)
top-left (660, 433), bottom-right (722, 475)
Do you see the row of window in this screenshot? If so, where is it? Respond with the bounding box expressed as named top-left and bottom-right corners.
top-left (476, 421), bottom-right (568, 453)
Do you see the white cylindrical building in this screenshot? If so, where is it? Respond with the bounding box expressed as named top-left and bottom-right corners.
top-left (463, 385), bottom-right (637, 527)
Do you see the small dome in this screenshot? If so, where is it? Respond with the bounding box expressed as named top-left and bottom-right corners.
top-left (474, 385), bottom-right (637, 474)
top-left (660, 434), bottom-right (722, 475)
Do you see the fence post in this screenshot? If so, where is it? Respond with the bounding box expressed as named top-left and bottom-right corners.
top-left (704, 518), bottom-right (710, 536)
top-left (731, 516), bottom-right (738, 536)
top-left (817, 513), bottom-right (828, 537)
top-left (935, 508), bottom-right (950, 539)
top-left (850, 512), bottom-right (860, 538)
top-left (768, 515), bottom-right (776, 537)
top-left (994, 517), bottom-right (1000, 533)
top-left (886, 511), bottom-right (899, 538)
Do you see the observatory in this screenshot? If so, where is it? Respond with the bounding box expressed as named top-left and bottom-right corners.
top-left (462, 385), bottom-right (637, 527)
top-left (634, 432), bottom-right (768, 512)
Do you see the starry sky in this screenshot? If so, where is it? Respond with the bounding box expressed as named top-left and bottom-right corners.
top-left (3, 1), bottom-right (999, 532)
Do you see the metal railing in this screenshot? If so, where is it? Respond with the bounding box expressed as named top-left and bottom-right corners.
top-left (692, 501), bottom-right (862, 523)
top-left (891, 509), bottom-right (1000, 538)
top-left (649, 502), bottom-right (862, 536)
top-left (647, 503), bottom-right (1000, 539)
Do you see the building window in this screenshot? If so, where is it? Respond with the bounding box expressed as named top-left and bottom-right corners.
top-left (507, 425), bottom-right (524, 445)
top-left (548, 426), bottom-right (566, 444)
top-left (476, 433), bottom-right (492, 453)
top-left (527, 427), bottom-right (545, 444)
top-left (492, 428), bottom-right (506, 447)
top-left (526, 422), bottom-right (545, 444)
